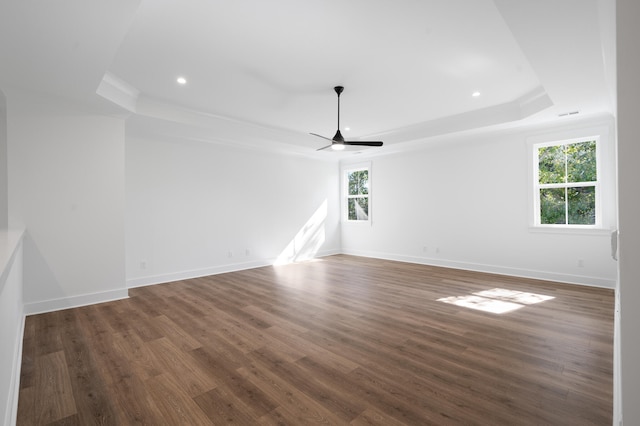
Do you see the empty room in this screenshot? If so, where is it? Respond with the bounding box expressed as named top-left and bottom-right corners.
top-left (1, 0), bottom-right (639, 425)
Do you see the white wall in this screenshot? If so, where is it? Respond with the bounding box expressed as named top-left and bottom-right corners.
top-left (126, 136), bottom-right (340, 286)
top-left (0, 230), bottom-right (23, 426)
top-left (342, 116), bottom-right (617, 288)
top-left (617, 0), bottom-right (640, 423)
top-left (6, 89), bottom-right (127, 313)
top-left (0, 90), bottom-right (7, 229)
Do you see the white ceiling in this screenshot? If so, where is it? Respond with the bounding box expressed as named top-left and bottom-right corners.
top-left (0, 0), bottom-right (616, 156)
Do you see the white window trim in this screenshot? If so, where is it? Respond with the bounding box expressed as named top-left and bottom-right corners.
top-left (532, 136), bottom-right (601, 229)
top-left (526, 120), bottom-right (615, 235)
top-left (341, 161), bottom-right (372, 224)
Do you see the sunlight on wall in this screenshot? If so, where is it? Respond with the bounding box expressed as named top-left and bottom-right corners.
top-left (274, 200), bottom-right (327, 266)
top-left (437, 288), bottom-right (554, 314)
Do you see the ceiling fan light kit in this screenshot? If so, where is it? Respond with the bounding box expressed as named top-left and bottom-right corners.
top-left (311, 86), bottom-right (384, 152)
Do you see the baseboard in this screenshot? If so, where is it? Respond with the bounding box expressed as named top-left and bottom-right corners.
top-left (23, 288), bottom-right (129, 316)
top-left (128, 248), bottom-right (615, 290)
top-left (341, 248), bottom-right (616, 289)
top-left (5, 308), bottom-right (25, 426)
top-left (127, 249), bottom-right (342, 289)
top-left (127, 259), bottom-right (273, 288)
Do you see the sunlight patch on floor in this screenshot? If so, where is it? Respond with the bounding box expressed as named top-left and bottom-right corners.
top-left (437, 288), bottom-right (555, 314)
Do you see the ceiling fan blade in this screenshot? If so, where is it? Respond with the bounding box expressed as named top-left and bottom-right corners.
top-left (310, 133), bottom-right (333, 142)
top-left (344, 141), bottom-right (384, 147)
top-left (316, 144), bottom-right (334, 151)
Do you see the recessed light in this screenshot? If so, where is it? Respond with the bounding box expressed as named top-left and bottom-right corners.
top-left (472, 91), bottom-right (481, 97)
top-left (177, 76), bottom-right (187, 85)
top-left (344, 127), bottom-right (350, 131)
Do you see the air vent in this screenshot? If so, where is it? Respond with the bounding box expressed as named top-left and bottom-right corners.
top-left (558, 110), bottom-right (580, 117)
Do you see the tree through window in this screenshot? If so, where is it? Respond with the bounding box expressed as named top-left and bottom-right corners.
top-left (346, 168), bottom-right (369, 221)
top-left (535, 139), bottom-right (598, 225)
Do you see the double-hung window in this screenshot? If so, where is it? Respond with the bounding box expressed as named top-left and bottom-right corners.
top-left (344, 165), bottom-right (370, 222)
top-left (533, 138), bottom-right (599, 227)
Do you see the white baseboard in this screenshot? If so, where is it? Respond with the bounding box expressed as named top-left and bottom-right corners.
top-left (5, 309), bottom-right (25, 426)
top-left (341, 248), bottom-right (616, 289)
top-left (127, 259), bottom-right (274, 288)
top-left (22, 250), bottom-right (345, 315)
top-left (127, 249), bottom-right (342, 289)
top-left (23, 288), bottom-right (129, 316)
top-left (24, 247), bottom-right (611, 316)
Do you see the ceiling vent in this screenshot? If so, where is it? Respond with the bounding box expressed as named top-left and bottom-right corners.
top-left (558, 110), bottom-right (580, 117)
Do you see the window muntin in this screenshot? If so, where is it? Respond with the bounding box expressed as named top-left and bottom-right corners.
top-left (534, 139), bottom-right (598, 226)
top-left (345, 167), bottom-right (369, 222)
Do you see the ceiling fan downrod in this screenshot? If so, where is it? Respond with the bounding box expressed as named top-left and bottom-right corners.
top-left (333, 86), bottom-right (345, 143)
top-left (309, 85), bottom-right (383, 151)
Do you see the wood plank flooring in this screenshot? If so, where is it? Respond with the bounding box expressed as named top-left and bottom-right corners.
top-left (16, 255), bottom-right (614, 425)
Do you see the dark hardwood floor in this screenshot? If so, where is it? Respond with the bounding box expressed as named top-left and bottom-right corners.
top-left (17, 255), bottom-right (614, 425)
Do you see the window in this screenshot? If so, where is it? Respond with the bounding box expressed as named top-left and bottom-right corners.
top-left (344, 165), bottom-right (370, 222)
top-left (534, 138), bottom-right (599, 227)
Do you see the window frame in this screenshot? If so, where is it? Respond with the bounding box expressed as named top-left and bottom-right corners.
top-left (342, 162), bottom-right (372, 224)
top-left (532, 136), bottom-right (602, 230)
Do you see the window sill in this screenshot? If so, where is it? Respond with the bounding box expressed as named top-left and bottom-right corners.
top-left (528, 226), bottom-right (612, 236)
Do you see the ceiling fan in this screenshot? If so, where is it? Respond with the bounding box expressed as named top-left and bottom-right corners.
top-left (311, 86), bottom-right (384, 151)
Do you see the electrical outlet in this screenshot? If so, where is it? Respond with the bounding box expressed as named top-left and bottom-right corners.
top-left (422, 246), bottom-right (428, 253)
top-left (228, 250), bottom-right (233, 258)
top-left (245, 248), bottom-right (251, 256)
top-left (140, 261), bottom-right (147, 270)
top-left (578, 259), bottom-right (584, 267)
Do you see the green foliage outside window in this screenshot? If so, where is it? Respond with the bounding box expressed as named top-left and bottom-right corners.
top-left (538, 140), bottom-right (596, 225)
top-left (347, 169), bottom-right (369, 221)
